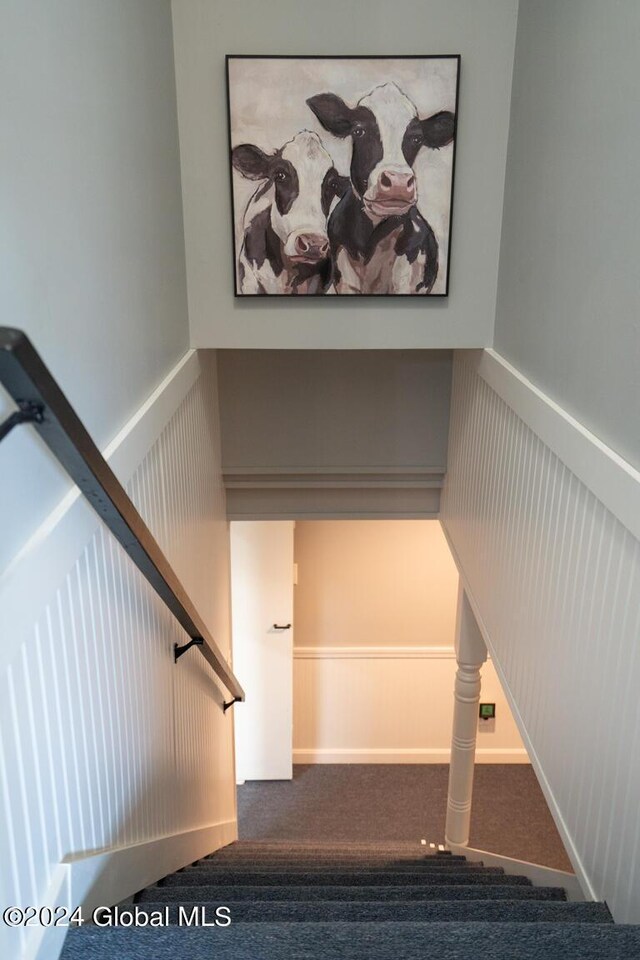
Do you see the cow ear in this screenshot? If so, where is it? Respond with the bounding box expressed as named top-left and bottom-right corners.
top-left (232, 144), bottom-right (272, 180)
top-left (307, 94), bottom-right (354, 138)
top-left (420, 111), bottom-right (455, 149)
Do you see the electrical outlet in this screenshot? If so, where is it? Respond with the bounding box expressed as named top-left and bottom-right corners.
top-left (479, 702), bottom-right (496, 733)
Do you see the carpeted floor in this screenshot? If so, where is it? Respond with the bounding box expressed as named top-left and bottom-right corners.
top-left (237, 764), bottom-right (572, 871)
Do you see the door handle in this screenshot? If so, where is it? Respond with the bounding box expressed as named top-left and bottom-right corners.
top-left (273, 623), bottom-right (291, 630)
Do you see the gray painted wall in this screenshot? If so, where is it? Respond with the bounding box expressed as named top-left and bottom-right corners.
top-left (217, 350), bottom-right (452, 518)
top-left (171, 0), bottom-right (518, 349)
top-left (0, 0), bottom-right (190, 567)
top-left (494, 0), bottom-right (640, 470)
top-left (217, 350), bottom-right (452, 470)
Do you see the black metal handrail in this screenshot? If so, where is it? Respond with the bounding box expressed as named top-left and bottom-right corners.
top-left (0, 327), bottom-right (244, 709)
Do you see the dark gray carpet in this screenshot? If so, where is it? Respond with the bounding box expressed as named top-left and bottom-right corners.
top-left (62, 922), bottom-right (640, 959)
top-left (237, 764), bottom-right (573, 870)
top-left (161, 870), bottom-right (531, 888)
top-left (187, 862), bottom-right (505, 874)
top-left (61, 844), bottom-right (622, 959)
top-left (126, 900), bottom-right (612, 923)
top-left (138, 883), bottom-right (568, 903)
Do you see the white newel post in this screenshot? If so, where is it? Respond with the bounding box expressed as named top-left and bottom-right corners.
top-left (445, 584), bottom-right (487, 847)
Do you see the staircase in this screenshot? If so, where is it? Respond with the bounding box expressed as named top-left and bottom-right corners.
top-left (61, 841), bottom-right (640, 958)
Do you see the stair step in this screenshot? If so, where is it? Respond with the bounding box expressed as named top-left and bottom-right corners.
top-left (159, 870), bottom-right (532, 887)
top-left (208, 847), bottom-right (467, 863)
top-left (60, 921), bottom-right (640, 959)
top-left (137, 883), bottom-right (566, 903)
top-left (226, 842), bottom-right (450, 855)
top-left (204, 856), bottom-right (472, 866)
top-left (229, 840), bottom-right (436, 848)
top-left (132, 900), bottom-right (612, 923)
top-left (189, 862), bottom-right (499, 874)
top-left (209, 848), bottom-right (465, 860)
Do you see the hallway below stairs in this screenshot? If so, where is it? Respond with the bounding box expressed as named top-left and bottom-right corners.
top-left (238, 764), bottom-right (572, 870)
top-left (60, 841), bottom-right (640, 958)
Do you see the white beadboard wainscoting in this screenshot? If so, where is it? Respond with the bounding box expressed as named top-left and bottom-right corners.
top-left (293, 646), bottom-right (527, 764)
top-left (0, 351), bottom-right (237, 960)
top-left (440, 350), bottom-right (640, 923)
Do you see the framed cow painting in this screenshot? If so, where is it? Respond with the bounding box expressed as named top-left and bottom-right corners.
top-left (226, 55), bottom-right (460, 297)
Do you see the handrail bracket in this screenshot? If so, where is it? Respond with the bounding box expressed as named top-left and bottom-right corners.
top-left (0, 401), bottom-right (44, 444)
top-left (223, 696), bottom-right (241, 713)
top-left (174, 637), bottom-right (204, 663)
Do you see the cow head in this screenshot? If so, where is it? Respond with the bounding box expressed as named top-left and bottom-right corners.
top-left (232, 130), bottom-right (348, 263)
top-left (307, 82), bottom-right (454, 218)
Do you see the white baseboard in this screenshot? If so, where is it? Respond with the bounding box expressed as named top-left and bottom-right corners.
top-left (447, 843), bottom-right (585, 901)
top-left (30, 818), bottom-right (236, 960)
top-left (293, 748), bottom-right (529, 764)
top-left (21, 865), bottom-right (69, 960)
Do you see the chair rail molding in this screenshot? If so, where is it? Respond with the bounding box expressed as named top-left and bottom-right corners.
top-left (475, 348), bottom-right (640, 541)
top-left (293, 643), bottom-right (527, 766)
top-left (293, 645), bottom-right (456, 660)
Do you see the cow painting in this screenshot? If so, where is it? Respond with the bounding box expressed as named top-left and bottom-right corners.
top-left (227, 56), bottom-right (459, 297)
top-left (307, 83), bottom-right (455, 295)
top-left (231, 131), bottom-right (348, 294)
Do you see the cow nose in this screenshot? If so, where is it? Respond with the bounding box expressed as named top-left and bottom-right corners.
top-left (294, 233), bottom-right (330, 259)
top-left (378, 170), bottom-right (416, 201)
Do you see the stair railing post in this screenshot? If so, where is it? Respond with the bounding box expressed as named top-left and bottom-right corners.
top-left (445, 583), bottom-right (487, 847)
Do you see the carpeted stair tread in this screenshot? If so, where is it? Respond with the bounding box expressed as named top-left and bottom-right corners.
top-left (208, 848), bottom-right (466, 860)
top-left (226, 842), bottom-right (454, 855)
top-left (61, 844), bottom-right (614, 957)
top-left (131, 899), bottom-right (612, 923)
top-left (137, 883), bottom-right (567, 903)
top-left (208, 850), bottom-right (467, 863)
top-left (204, 856), bottom-right (474, 867)
top-left (60, 922), bottom-right (640, 959)
top-left (189, 861), bottom-right (500, 874)
top-left (230, 840), bottom-right (436, 848)
top-left (160, 869), bottom-right (532, 887)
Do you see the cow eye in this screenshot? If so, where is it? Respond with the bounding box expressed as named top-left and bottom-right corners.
top-left (411, 134), bottom-right (422, 145)
top-left (274, 170), bottom-right (287, 181)
top-left (353, 126), bottom-right (366, 138)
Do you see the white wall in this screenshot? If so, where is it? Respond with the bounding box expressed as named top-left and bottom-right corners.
top-left (171, 0), bottom-right (518, 348)
top-left (293, 520), bottom-right (526, 762)
top-left (494, 0), bottom-right (640, 471)
top-left (294, 521), bottom-right (458, 648)
top-left (441, 350), bottom-right (640, 922)
top-left (294, 650), bottom-right (526, 764)
top-left (0, 352), bottom-right (238, 960)
top-left (0, 0), bottom-right (190, 569)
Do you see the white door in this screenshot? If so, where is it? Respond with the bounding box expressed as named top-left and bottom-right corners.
top-left (231, 520), bottom-right (294, 781)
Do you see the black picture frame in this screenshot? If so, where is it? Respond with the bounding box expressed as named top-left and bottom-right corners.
top-left (225, 54), bottom-right (461, 300)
